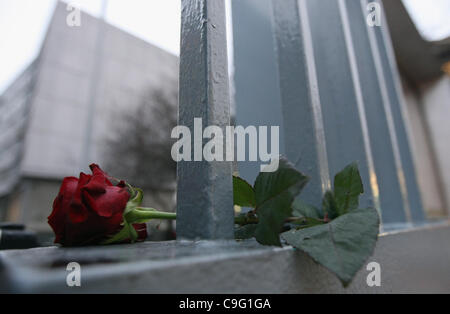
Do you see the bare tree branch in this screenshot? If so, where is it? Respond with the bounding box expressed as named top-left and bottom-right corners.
top-left (103, 79), bottom-right (178, 194)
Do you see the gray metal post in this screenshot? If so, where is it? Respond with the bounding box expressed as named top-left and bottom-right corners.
top-left (272, 0), bottom-right (330, 207)
top-left (177, 0), bottom-right (234, 239)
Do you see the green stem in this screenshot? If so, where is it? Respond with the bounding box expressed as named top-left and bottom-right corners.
top-left (235, 214), bottom-right (258, 226)
top-left (130, 208), bottom-right (177, 221)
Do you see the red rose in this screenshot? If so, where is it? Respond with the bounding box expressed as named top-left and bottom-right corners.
top-left (48, 164), bottom-right (147, 246)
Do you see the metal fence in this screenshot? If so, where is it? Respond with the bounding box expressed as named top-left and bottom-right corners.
top-left (177, 0), bottom-right (425, 239)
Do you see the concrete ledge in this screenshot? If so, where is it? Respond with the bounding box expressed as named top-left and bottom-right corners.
top-left (1, 223), bottom-right (449, 293)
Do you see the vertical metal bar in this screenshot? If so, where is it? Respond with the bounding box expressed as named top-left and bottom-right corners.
top-left (372, 0), bottom-right (425, 222)
top-left (324, 0), bottom-right (413, 225)
top-left (232, 0), bottom-right (285, 184)
top-left (272, 0), bottom-right (330, 207)
top-left (355, 0), bottom-right (412, 223)
top-left (337, 0), bottom-right (382, 224)
top-left (177, 0), bottom-right (234, 239)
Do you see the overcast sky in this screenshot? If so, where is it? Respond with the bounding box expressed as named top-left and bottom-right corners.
top-left (0, 0), bottom-right (183, 94)
top-left (0, 0), bottom-right (449, 94)
top-left (403, 0), bottom-right (450, 41)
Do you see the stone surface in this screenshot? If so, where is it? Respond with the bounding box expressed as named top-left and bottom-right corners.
top-left (1, 224), bottom-right (449, 293)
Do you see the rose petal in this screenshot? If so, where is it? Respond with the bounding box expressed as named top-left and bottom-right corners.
top-left (82, 186), bottom-right (130, 218)
top-left (63, 212), bottom-right (124, 246)
top-left (48, 177), bottom-right (78, 240)
top-left (89, 164), bottom-right (113, 186)
top-left (68, 202), bottom-right (89, 223)
top-left (49, 165), bottom-right (132, 246)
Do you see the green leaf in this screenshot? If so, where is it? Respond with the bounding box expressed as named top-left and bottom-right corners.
top-left (128, 223), bottom-right (138, 242)
top-left (254, 158), bottom-right (309, 247)
top-left (292, 198), bottom-right (323, 219)
top-left (124, 187), bottom-right (144, 216)
top-left (235, 224), bottom-right (258, 240)
top-left (334, 162), bottom-right (364, 215)
top-left (322, 191), bottom-right (339, 220)
top-left (233, 176), bottom-right (256, 208)
top-left (102, 185), bottom-right (144, 245)
top-left (282, 207), bottom-right (380, 286)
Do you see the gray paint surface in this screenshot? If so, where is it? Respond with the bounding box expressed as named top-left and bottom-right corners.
top-left (373, 0), bottom-right (424, 222)
top-left (232, 0), bottom-right (285, 184)
top-left (304, 0), bottom-right (375, 209)
top-left (271, 0), bottom-right (330, 206)
top-left (177, 0), bottom-right (234, 239)
top-left (341, 0), bottom-right (407, 223)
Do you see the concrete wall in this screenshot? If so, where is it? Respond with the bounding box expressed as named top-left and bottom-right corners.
top-left (402, 78), bottom-right (447, 217)
top-left (13, 178), bottom-right (60, 232)
top-left (0, 62), bottom-right (36, 197)
top-left (420, 76), bottom-right (450, 213)
top-left (402, 74), bottom-right (450, 218)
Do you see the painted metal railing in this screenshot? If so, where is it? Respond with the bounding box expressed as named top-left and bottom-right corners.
top-left (178, 0), bottom-right (234, 239)
top-left (177, 0), bottom-right (425, 239)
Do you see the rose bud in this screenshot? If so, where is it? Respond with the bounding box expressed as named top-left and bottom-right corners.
top-left (48, 164), bottom-right (176, 247)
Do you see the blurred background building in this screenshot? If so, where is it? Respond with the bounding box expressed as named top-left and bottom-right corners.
top-left (384, 1), bottom-right (450, 218)
top-left (0, 2), bottom-right (179, 237)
